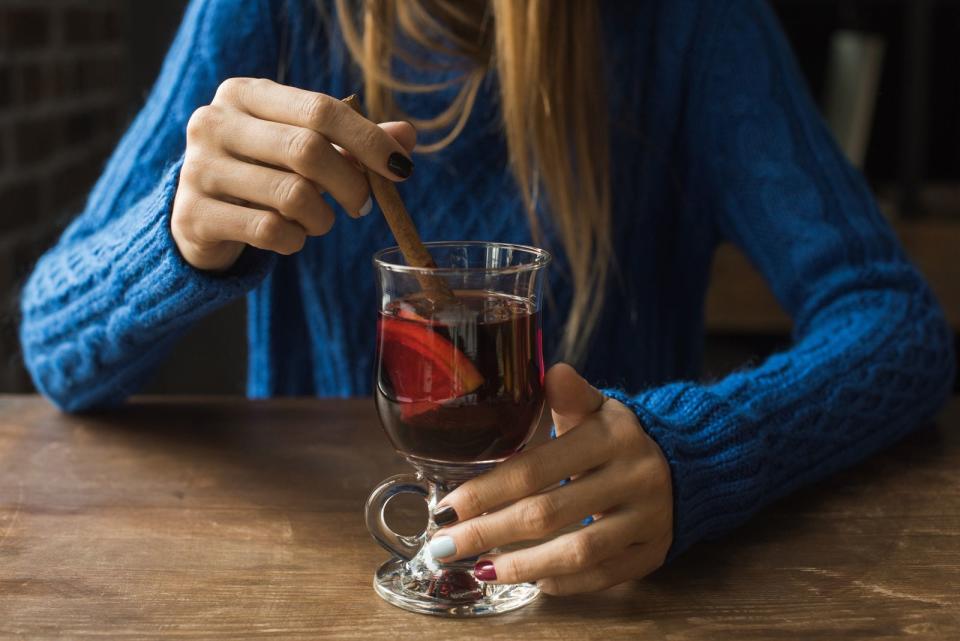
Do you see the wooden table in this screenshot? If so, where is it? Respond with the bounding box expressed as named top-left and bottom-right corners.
top-left (1, 396), bottom-right (958, 640)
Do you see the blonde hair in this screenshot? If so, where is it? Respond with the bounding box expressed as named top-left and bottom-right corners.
top-left (334, 0), bottom-right (611, 361)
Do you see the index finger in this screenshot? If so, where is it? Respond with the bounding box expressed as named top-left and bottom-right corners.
top-left (437, 413), bottom-right (615, 522)
top-left (219, 78), bottom-right (414, 181)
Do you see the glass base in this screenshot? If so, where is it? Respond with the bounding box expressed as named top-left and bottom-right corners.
top-left (373, 555), bottom-right (540, 617)
top-left (367, 461), bottom-right (539, 616)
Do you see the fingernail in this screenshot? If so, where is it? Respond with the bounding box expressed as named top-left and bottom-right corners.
top-left (474, 560), bottom-right (497, 582)
top-left (428, 535), bottom-right (456, 559)
top-left (358, 196), bottom-right (373, 217)
top-left (387, 152), bottom-right (413, 179)
top-left (433, 506), bottom-right (458, 527)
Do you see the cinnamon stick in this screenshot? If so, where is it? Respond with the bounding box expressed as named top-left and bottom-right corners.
top-left (341, 95), bottom-right (457, 305)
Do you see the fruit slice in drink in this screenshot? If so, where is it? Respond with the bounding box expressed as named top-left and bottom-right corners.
top-left (378, 317), bottom-right (483, 420)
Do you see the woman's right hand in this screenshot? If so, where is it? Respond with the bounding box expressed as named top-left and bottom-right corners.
top-left (171, 78), bottom-right (416, 271)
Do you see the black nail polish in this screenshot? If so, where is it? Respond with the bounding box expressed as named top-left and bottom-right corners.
top-left (433, 506), bottom-right (458, 527)
top-left (387, 152), bottom-right (413, 179)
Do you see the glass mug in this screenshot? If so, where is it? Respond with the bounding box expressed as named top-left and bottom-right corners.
top-left (366, 241), bottom-right (550, 616)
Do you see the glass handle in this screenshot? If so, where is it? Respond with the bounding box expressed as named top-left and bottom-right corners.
top-left (365, 473), bottom-right (429, 561)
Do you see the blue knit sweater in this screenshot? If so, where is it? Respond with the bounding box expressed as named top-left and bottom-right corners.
top-left (20, 0), bottom-right (955, 559)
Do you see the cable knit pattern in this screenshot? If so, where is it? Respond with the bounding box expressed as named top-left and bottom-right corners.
top-left (20, 0), bottom-right (954, 559)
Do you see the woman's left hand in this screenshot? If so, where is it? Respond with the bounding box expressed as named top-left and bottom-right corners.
top-left (428, 363), bottom-right (674, 595)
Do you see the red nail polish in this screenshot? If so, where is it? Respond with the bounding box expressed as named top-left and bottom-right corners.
top-left (474, 560), bottom-right (497, 582)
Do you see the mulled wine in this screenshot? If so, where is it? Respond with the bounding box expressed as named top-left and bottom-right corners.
top-left (375, 290), bottom-right (545, 464)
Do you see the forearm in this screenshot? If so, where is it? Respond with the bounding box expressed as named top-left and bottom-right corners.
top-left (606, 274), bottom-right (954, 559)
top-left (18, 0), bottom-right (289, 411)
top-left (20, 161), bottom-right (273, 411)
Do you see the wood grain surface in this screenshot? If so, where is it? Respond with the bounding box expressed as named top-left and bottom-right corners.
top-left (0, 395), bottom-right (958, 640)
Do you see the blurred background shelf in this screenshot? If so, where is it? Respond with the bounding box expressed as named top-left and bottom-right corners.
top-left (770, 0), bottom-right (959, 219)
top-left (706, 219), bottom-right (960, 333)
top-left (705, 0), bottom-right (960, 386)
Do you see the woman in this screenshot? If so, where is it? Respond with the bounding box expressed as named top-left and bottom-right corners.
top-left (20, 0), bottom-right (954, 595)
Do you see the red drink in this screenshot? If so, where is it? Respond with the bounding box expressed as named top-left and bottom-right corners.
top-left (375, 291), bottom-right (545, 463)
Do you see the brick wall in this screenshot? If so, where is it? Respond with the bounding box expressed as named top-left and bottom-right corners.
top-left (0, 0), bottom-right (128, 392)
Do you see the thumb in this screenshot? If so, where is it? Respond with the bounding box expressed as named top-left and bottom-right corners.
top-left (378, 121), bottom-right (417, 153)
top-left (546, 363), bottom-right (605, 436)
top-left (336, 122), bottom-right (417, 164)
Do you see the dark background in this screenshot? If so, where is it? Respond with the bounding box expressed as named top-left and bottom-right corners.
top-left (1, 0), bottom-right (957, 396)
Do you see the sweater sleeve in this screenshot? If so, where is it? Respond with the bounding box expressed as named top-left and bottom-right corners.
top-left (20, 0), bottom-right (282, 412)
top-left (604, 0), bottom-right (955, 559)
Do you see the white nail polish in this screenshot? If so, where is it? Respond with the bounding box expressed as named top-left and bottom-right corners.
top-left (428, 535), bottom-right (457, 559)
top-left (358, 196), bottom-right (373, 217)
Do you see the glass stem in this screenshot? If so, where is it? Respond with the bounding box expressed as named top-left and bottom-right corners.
top-left (414, 460), bottom-right (494, 536)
